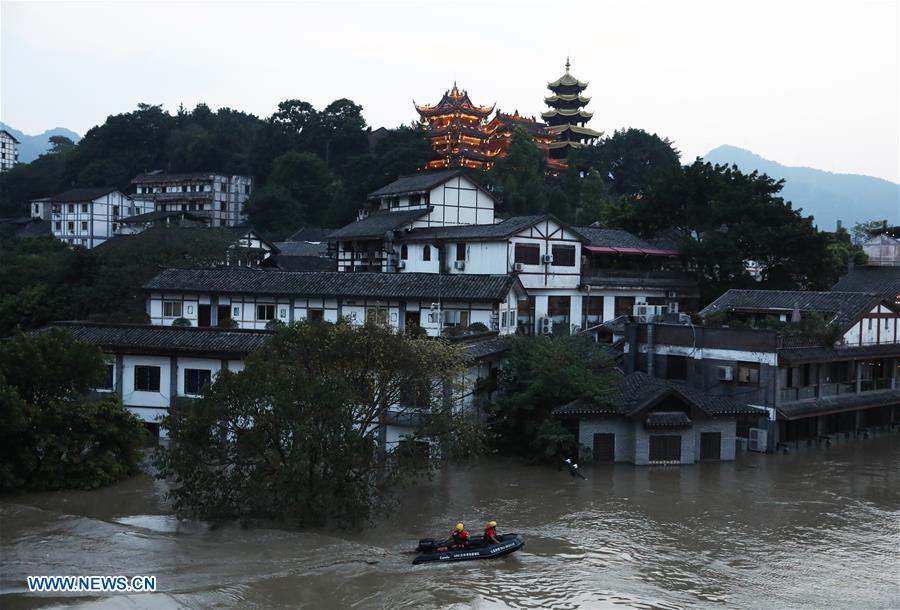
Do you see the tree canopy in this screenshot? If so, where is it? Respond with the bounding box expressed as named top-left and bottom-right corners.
top-left (156, 320), bottom-right (482, 526)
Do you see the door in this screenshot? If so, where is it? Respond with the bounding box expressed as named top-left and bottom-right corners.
top-left (217, 305), bottom-right (231, 325)
top-left (700, 432), bottom-right (721, 460)
top-left (649, 435), bottom-right (682, 463)
top-left (593, 433), bottom-right (615, 463)
top-left (405, 311), bottom-right (420, 329)
top-left (197, 304), bottom-right (211, 327)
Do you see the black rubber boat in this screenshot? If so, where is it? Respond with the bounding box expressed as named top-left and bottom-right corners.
top-left (413, 533), bottom-right (525, 564)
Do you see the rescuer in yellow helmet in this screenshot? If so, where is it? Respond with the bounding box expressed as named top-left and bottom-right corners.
top-left (451, 522), bottom-right (469, 547)
top-left (484, 520), bottom-right (500, 544)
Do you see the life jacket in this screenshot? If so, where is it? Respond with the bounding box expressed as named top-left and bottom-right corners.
top-left (484, 526), bottom-right (497, 541)
top-left (452, 530), bottom-right (469, 544)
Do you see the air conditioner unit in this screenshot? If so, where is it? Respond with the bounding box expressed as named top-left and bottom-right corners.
top-left (397, 260), bottom-right (406, 270)
top-left (748, 428), bottom-right (768, 452)
top-left (632, 304), bottom-right (665, 322)
top-left (513, 263), bottom-right (524, 272)
top-left (453, 260), bottom-right (466, 270)
top-left (542, 254), bottom-right (553, 264)
top-left (716, 365), bottom-right (734, 381)
top-left (539, 317), bottom-right (553, 335)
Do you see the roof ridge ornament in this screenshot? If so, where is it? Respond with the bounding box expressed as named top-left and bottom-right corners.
top-left (565, 56), bottom-right (570, 73)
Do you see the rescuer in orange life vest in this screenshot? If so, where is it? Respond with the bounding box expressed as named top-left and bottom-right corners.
top-left (484, 520), bottom-right (499, 545)
top-left (451, 522), bottom-right (469, 547)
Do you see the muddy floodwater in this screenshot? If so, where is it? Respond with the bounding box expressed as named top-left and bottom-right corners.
top-left (2, 435), bottom-right (898, 609)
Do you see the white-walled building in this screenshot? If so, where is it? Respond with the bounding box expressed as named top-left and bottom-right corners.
top-left (41, 188), bottom-right (151, 249)
top-left (132, 171), bottom-right (253, 227)
top-left (0, 129), bottom-right (19, 172)
top-left (327, 170), bottom-right (698, 335)
top-left (143, 266), bottom-right (525, 336)
top-left (44, 321), bottom-right (508, 447)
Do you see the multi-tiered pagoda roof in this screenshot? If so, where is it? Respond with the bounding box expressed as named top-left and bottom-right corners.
top-left (415, 83), bottom-right (496, 170)
top-left (542, 58), bottom-right (602, 159)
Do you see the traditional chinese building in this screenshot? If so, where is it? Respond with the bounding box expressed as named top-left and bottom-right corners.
top-left (415, 84), bottom-right (567, 171)
top-left (542, 58), bottom-right (602, 160)
top-left (415, 84), bottom-right (496, 170)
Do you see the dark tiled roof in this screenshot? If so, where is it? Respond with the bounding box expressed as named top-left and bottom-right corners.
top-left (43, 323), bottom-right (272, 357)
top-left (779, 342), bottom-right (900, 365)
top-left (832, 266), bottom-right (900, 301)
top-left (326, 208), bottom-right (432, 240)
top-left (367, 170), bottom-right (489, 199)
top-left (645, 411), bottom-right (693, 428)
top-left (119, 210), bottom-right (207, 224)
top-left (273, 241), bottom-right (327, 256)
top-left (46, 187), bottom-right (120, 203)
top-left (144, 267), bottom-right (519, 302)
top-left (132, 171), bottom-right (232, 184)
top-left (397, 215), bottom-right (546, 242)
top-left (554, 371), bottom-right (759, 418)
top-left (573, 226), bottom-right (656, 250)
top-left (700, 289), bottom-right (883, 331)
top-left (285, 226), bottom-right (333, 242)
top-left (777, 389), bottom-right (900, 420)
top-left (462, 337), bottom-right (511, 361)
top-left (272, 256), bottom-right (337, 272)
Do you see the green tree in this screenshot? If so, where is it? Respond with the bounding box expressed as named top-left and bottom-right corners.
top-left (156, 321), bottom-right (481, 526)
top-left (488, 334), bottom-right (616, 461)
top-left (851, 219), bottom-right (888, 245)
top-left (571, 128), bottom-right (681, 198)
top-left (490, 128), bottom-right (550, 216)
top-left (0, 330), bottom-right (146, 490)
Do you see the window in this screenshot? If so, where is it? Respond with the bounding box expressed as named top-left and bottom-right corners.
top-left (738, 363), bottom-right (760, 384)
top-left (112, 223), bottom-right (118, 232)
top-left (552, 245), bottom-right (576, 267)
top-left (68, 204), bottom-right (74, 213)
top-left (410, 194), bottom-right (421, 206)
top-left (885, 318), bottom-right (890, 329)
top-left (547, 296), bottom-right (571, 323)
top-left (514, 243), bottom-right (540, 265)
top-left (444, 310), bottom-right (470, 327)
top-left (390, 197), bottom-right (399, 209)
top-left (220, 202), bottom-right (227, 211)
top-left (184, 368), bottom-right (212, 396)
top-left (584, 296), bottom-right (604, 324)
top-left (614, 296), bottom-right (636, 318)
top-left (256, 304), bottom-right (275, 321)
top-left (81, 203), bottom-right (88, 213)
top-left (456, 242), bottom-right (466, 261)
top-left (422, 245), bottom-right (431, 262)
top-left (163, 301), bottom-right (182, 317)
top-left (67, 221), bottom-right (74, 233)
top-left (244, 185), bottom-right (250, 195)
top-left (400, 244), bottom-right (408, 260)
top-left (112, 205), bottom-right (119, 217)
top-left (99, 364), bottom-right (114, 391)
top-left (33, 204), bottom-right (39, 214)
top-left (868, 318), bottom-right (873, 330)
top-left (501, 311), bottom-right (508, 328)
top-left (54, 221), bottom-right (61, 231)
top-left (308, 309), bottom-right (324, 322)
top-left (81, 221), bottom-right (88, 231)
top-left (366, 307), bottom-right (388, 325)
top-left (134, 365), bottom-right (161, 392)
top-left (509, 309), bottom-right (516, 326)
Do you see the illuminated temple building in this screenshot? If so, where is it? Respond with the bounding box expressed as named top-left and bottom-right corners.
top-left (542, 58), bottom-right (602, 159)
top-left (415, 84), bottom-right (567, 171)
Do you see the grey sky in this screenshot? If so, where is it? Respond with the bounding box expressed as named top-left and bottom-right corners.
top-left (2, 0), bottom-right (898, 182)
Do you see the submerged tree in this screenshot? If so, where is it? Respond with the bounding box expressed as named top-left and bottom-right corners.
top-left (488, 334), bottom-right (617, 461)
top-left (0, 330), bottom-right (146, 490)
top-left (156, 320), bottom-right (482, 526)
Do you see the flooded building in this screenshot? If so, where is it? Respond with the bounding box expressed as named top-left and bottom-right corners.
top-left (622, 289), bottom-right (900, 452)
top-left (554, 371), bottom-right (759, 464)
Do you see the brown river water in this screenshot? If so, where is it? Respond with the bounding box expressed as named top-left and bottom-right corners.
top-left (1, 435), bottom-right (898, 609)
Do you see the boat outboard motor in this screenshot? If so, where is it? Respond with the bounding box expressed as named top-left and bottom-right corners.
top-left (417, 538), bottom-right (436, 553)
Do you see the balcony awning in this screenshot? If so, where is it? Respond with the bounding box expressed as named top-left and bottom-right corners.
top-left (584, 245), bottom-right (679, 256)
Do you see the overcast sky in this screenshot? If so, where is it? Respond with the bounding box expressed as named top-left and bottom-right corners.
top-left (2, 0), bottom-right (898, 182)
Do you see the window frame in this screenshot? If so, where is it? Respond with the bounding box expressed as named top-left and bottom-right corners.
top-left (183, 368), bottom-right (212, 396)
top-left (551, 244), bottom-right (576, 267)
top-left (163, 300), bottom-right (183, 318)
top-left (256, 304), bottom-right (276, 321)
top-left (514, 243), bottom-right (540, 265)
top-left (134, 365), bottom-right (161, 392)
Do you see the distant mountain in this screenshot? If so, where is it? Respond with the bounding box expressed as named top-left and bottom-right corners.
top-left (0, 122), bottom-right (81, 164)
top-left (703, 145), bottom-right (899, 231)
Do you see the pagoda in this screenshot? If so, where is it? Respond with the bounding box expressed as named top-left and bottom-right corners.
top-left (415, 83), bottom-right (496, 170)
top-left (542, 58), bottom-right (602, 160)
top-left (484, 111), bottom-right (568, 172)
